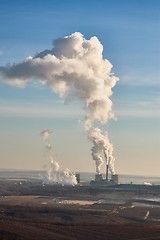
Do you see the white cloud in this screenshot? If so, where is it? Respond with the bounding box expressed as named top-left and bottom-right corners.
top-left (0, 32), bottom-right (118, 127)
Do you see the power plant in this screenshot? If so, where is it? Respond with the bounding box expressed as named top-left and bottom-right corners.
top-left (90, 163), bottom-right (118, 185)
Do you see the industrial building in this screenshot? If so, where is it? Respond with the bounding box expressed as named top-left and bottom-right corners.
top-left (90, 164), bottom-right (118, 185)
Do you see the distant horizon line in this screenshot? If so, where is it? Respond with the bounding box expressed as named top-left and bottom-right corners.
top-left (0, 168), bottom-right (159, 178)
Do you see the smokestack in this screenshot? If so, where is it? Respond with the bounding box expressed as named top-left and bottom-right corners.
top-left (106, 164), bottom-right (109, 181)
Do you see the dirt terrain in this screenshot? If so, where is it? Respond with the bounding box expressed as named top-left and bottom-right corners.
top-left (0, 180), bottom-right (160, 240)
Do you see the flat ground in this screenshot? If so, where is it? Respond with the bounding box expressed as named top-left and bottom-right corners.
top-left (0, 180), bottom-right (160, 240)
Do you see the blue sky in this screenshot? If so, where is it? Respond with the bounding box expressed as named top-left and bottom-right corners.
top-left (0, 0), bottom-right (160, 176)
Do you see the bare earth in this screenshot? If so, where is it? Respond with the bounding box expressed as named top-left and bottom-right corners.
top-left (0, 180), bottom-right (160, 240)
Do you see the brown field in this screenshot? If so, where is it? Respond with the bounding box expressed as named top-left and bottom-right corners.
top-left (0, 180), bottom-right (160, 239)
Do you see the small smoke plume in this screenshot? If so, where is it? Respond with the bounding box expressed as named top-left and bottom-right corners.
top-left (40, 129), bottom-right (53, 151)
top-left (40, 129), bottom-right (77, 186)
top-left (40, 129), bottom-right (53, 140)
top-left (1, 32), bottom-right (118, 174)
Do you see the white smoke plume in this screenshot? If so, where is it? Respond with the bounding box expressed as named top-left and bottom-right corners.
top-left (40, 129), bottom-right (53, 140)
top-left (40, 129), bottom-right (77, 186)
top-left (1, 32), bottom-right (118, 174)
top-left (43, 157), bottom-right (77, 186)
top-left (88, 128), bottom-right (115, 175)
top-left (40, 129), bottom-right (53, 151)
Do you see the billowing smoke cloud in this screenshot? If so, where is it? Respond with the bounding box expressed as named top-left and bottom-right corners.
top-left (1, 32), bottom-right (118, 174)
top-left (43, 157), bottom-right (77, 186)
top-left (88, 128), bottom-right (115, 175)
top-left (40, 129), bottom-right (77, 186)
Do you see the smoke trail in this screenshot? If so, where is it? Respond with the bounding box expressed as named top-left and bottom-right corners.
top-left (1, 32), bottom-right (118, 174)
top-left (88, 128), bottom-right (115, 175)
top-left (40, 129), bottom-right (53, 151)
top-left (40, 129), bottom-right (77, 186)
top-left (40, 129), bottom-right (53, 140)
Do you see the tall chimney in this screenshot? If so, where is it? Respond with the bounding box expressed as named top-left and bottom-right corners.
top-left (104, 150), bottom-right (109, 181)
top-left (106, 164), bottom-right (109, 181)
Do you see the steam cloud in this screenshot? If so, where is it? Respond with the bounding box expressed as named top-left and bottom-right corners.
top-left (0, 32), bottom-right (118, 175)
top-left (43, 157), bottom-right (77, 186)
top-left (88, 128), bottom-right (115, 175)
top-left (40, 129), bottom-right (53, 151)
top-left (40, 129), bottom-right (77, 186)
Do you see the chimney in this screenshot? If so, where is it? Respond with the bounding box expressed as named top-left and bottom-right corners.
top-left (106, 164), bottom-right (109, 181)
